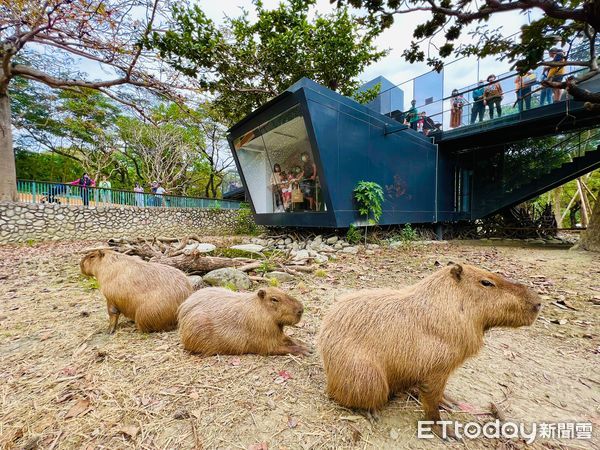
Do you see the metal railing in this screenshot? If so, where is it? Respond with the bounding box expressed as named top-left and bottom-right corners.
top-left (16, 180), bottom-right (241, 210)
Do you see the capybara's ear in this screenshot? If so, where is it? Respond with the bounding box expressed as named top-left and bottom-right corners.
top-left (257, 288), bottom-right (266, 299)
top-left (450, 264), bottom-right (463, 281)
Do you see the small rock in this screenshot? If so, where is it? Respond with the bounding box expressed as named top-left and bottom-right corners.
top-left (230, 244), bottom-right (264, 254)
top-left (266, 271), bottom-right (294, 283)
top-left (389, 429), bottom-right (399, 440)
top-left (293, 249), bottom-right (310, 261)
top-left (314, 254), bottom-right (328, 264)
top-left (366, 244), bottom-right (380, 250)
top-left (334, 243), bottom-right (343, 250)
top-left (342, 246), bottom-right (358, 254)
top-left (188, 275), bottom-right (205, 290)
top-left (203, 268), bottom-right (251, 290)
top-left (196, 243), bottom-right (217, 253)
top-left (326, 236), bottom-right (338, 244)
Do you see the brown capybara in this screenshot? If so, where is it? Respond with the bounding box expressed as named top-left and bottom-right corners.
top-left (178, 287), bottom-right (309, 356)
top-left (80, 249), bottom-right (193, 333)
top-left (318, 263), bottom-right (541, 438)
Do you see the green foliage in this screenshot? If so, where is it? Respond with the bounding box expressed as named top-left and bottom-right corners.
top-left (268, 277), bottom-right (280, 287)
top-left (147, 1), bottom-right (387, 124)
top-left (314, 269), bottom-right (328, 278)
top-left (335, 0), bottom-right (594, 77)
top-left (15, 150), bottom-right (82, 182)
top-left (346, 224), bottom-right (362, 245)
top-left (399, 223), bottom-right (417, 242)
top-left (353, 181), bottom-right (384, 224)
top-left (223, 282), bottom-right (238, 292)
top-left (257, 260), bottom-right (276, 276)
top-left (234, 203), bottom-right (259, 235)
top-left (352, 83), bottom-right (381, 104)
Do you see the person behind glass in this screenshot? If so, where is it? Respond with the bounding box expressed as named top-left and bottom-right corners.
top-left (548, 47), bottom-right (566, 102)
top-left (134, 182), bottom-right (145, 207)
top-left (470, 81), bottom-right (485, 124)
top-left (269, 163), bottom-right (284, 213)
top-left (69, 172), bottom-right (95, 207)
top-left (450, 89), bottom-right (466, 128)
top-left (514, 70), bottom-right (536, 112)
top-left (299, 152), bottom-right (317, 210)
top-left (406, 100), bottom-right (419, 130)
top-left (540, 67), bottom-right (553, 106)
top-left (484, 74), bottom-right (503, 119)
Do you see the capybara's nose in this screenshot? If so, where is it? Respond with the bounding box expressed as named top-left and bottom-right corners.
top-left (296, 307), bottom-right (304, 317)
top-left (533, 302), bottom-right (542, 312)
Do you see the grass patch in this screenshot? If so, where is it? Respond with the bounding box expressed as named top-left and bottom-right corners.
top-left (79, 276), bottom-right (99, 290)
top-left (314, 269), bottom-right (328, 278)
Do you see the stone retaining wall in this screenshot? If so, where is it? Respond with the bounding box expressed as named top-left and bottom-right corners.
top-left (0, 202), bottom-right (242, 244)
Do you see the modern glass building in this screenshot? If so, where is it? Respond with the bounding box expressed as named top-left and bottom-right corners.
top-left (228, 77), bottom-right (600, 228)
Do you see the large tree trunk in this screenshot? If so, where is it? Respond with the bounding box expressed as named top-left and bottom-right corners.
top-left (580, 198), bottom-right (600, 252)
top-left (0, 92), bottom-right (17, 201)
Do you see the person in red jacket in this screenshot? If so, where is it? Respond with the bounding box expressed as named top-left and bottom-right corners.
top-left (69, 173), bottom-right (95, 206)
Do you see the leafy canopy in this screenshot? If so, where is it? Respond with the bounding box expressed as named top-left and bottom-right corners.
top-left (147, 0), bottom-right (387, 124)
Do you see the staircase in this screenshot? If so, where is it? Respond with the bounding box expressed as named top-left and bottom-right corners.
top-left (473, 132), bottom-right (600, 218)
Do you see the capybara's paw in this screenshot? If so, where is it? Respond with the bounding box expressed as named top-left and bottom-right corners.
top-left (289, 345), bottom-right (311, 356)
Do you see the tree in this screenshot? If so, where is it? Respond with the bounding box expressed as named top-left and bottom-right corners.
top-left (0, 0), bottom-right (184, 201)
top-left (11, 77), bottom-right (122, 180)
top-left (147, 0), bottom-right (387, 124)
top-left (334, 0), bottom-right (599, 108)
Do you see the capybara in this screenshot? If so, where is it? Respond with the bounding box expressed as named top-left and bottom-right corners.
top-left (318, 263), bottom-right (541, 438)
top-left (80, 249), bottom-right (193, 333)
top-left (178, 287), bottom-right (309, 356)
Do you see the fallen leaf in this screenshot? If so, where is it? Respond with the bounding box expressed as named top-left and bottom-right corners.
top-left (339, 415), bottom-right (363, 422)
top-left (287, 416), bottom-right (298, 429)
top-left (120, 425), bottom-right (139, 439)
top-left (155, 344), bottom-right (168, 351)
top-left (173, 409), bottom-right (190, 420)
top-left (277, 370), bottom-right (292, 380)
top-left (64, 398), bottom-right (91, 419)
top-left (248, 443), bottom-right (268, 450)
top-left (59, 367), bottom-right (77, 377)
top-left (189, 391), bottom-right (200, 400)
top-left (230, 357), bottom-right (242, 366)
top-left (39, 331), bottom-right (53, 341)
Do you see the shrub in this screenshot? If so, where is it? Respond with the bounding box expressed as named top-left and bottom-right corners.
top-left (346, 224), bottom-right (361, 245)
top-left (353, 181), bottom-right (384, 224)
top-left (234, 203), bottom-right (259, 235)
top-left (400, 223), bottom-right (417, 242)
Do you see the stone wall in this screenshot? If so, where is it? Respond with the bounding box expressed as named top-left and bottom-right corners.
top-left (0, 202), bottom-right (242, 244)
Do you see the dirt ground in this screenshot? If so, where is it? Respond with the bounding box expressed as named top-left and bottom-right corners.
top-left (0, 239), bottom-right (598, 450)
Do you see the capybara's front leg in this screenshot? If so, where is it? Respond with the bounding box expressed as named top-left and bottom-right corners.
top-left (107, 304), bottom-right (120, 334)
top-left (420, 376), bottom-right (458, 441)
top-left (271, 343), bottom-right (311, 356)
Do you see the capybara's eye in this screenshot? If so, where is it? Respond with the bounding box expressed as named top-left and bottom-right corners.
top-left (271, 297), bottom-right (280, 303)
top-left (480, 279), bottom-right (495, 287)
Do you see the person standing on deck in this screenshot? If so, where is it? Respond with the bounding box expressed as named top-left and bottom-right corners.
top-left (98, 175), bottom-right (112, 206)
top-left (470, 81), bottom-right (485, 124)
top-left (484, 74), bottom-right (503, 119)
top-left (69, 173), bottom-right (95, 207)
top-left (450, 89), bottom-right (466, 128)
top-left (406, 100), bottom-right (419, 130)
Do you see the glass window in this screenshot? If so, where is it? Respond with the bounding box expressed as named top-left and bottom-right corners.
top-left (233, 105), bottom-right (325, 214)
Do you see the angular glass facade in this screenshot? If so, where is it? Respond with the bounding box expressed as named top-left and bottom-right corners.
top-left (233, 105), bottom-right (325, 214)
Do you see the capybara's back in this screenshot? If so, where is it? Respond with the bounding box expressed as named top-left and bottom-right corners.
top-left (80, 249), bottom-right (192, 332)
top-left (318, 264), bottom-right (541, 429)
top-left (178, 287), bottom-right (308, 356)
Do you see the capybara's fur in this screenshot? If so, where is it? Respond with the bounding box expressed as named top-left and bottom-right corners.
top-left (318, 264), bottom-right (541, 433)
top-left (80, 249), bottom-right (193, 333)
top-left (178, 287), bottom-right (308, 356)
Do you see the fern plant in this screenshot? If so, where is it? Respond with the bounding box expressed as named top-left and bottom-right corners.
top-left (353, 181), bottom-right (384, 243)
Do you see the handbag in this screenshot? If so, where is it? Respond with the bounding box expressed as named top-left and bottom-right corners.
top-left (291, 188), bottom-right (304, 203)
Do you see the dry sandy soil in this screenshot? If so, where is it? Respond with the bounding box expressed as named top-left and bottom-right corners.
top-left (0, 239), bottom-right (598, 450)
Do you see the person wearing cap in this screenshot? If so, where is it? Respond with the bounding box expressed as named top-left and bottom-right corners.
top-left (548, 47), bottom-right (566, 102)
top-left (484, 74), bottom-right (503, 119)
top-left (470, 81), bottom-right (485, 124)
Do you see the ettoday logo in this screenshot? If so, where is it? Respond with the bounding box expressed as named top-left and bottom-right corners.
top-left (417, 420), bottom-right (593, 443)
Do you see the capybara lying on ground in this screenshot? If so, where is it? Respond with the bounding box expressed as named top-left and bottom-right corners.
top-left (178, 287), bottom-right (309, 356)
top-left (318, 263), bottom-right (541, 438)
top-left (80, 249), bottom-right (193, 333)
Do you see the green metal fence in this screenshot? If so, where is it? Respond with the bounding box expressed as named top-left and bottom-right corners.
top-left (16, 180), bottom-right (241, 210)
